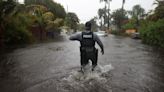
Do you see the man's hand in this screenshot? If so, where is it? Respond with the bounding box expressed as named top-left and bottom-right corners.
top-left (101, 50), bottom-right (104, 55)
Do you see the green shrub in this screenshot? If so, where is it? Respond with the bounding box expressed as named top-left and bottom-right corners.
top-left (4, 13), bottom-right (33, 46)
top-left (111, 30), bottom-right (120, 35)
top-left (139, 19), bottom-right (164, 47)
top-left (122, 18), bottom-right (136, 30)
top-left (122, 22), bottom-right (136, 30)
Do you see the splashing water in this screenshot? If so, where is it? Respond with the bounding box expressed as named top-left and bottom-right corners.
top-left (61, 63), bottom-right (114, 92)
top-left (63, 63), bottom-right (114, 82)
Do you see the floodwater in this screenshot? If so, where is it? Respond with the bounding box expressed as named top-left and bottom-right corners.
top-left (0, 34), bottom-right (164, 92)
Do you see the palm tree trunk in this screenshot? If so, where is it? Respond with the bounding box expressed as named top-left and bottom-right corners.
top-left (107, 1), bottom-right (110, 29)
top-left (122, 0), bottom-right (125, 10)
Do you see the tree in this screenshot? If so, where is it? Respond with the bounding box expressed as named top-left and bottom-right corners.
top-left (26, 5), bottom-right (49, 40)
top-left (100, 0), bottom-right (112, 29)
top-left (0, 0), bottom-right (17, 47)
top-left (0, 0), bottom-right (16, 27)
top-left (98, 8), bottom-right (103, 28)
top-left (26, 4), bottom-right (64, 39)
top-left (112, 8), bottom-right (128, 30)
top-left (24, 0), bottom-right (66, 19)
top-left (65, 12), bottom-right (79, 32)
top-left (122, 0), bottom-right (125, 10)
top-left (77, 23), bottom-right (85, 31)
top-left (90, 17), bottom-right (98, 32)
top-left (98, 8), bottom-right (107, 30)
top-left (0, 1), bottom-right (33, 46)
top-left (139, 0), bottom-right (164, 48)
top-left (128, 5), bottom-right (145, 29)
top-left (129, 5), bottom-right (145, 19)
top-left (154, 0), bottom-right (164, 19)
top-left (148, 0), bottom-right (164, 21)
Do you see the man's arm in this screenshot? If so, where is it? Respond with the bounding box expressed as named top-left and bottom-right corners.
top-left (93, 33), bottom-right (104, 54)
top-left (69, 32), bottom-right (81, 41)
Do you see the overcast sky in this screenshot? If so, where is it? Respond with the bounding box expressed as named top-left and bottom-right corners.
top-left (55, 0), bottom-right (156, 23)
top-left (19, 0), bottom-right (156, 23)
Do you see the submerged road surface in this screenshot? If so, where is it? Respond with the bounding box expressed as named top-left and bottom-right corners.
top-left (0, 34), bottom-right (164, 92)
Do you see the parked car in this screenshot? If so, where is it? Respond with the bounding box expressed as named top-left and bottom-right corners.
top-left (95, 31), bottom-right (108, 37)
top-left (131, 32), bottom-right (140, 39)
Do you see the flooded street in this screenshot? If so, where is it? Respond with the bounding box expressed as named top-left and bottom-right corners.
top-left (0, 34), bottom-right (164, 92)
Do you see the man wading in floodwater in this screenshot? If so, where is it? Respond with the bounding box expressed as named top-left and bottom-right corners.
top-left (69, 21), bottom-right (104, 72)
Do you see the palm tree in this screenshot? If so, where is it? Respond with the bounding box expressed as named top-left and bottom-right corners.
top-left (128, 5), bottom-right (145, 29)
top-left (121, 0), bottom-right (126, 26)
top-left (122, 0), bottom-right (125, 10)
top-left (100, 0), bottom-right (112, 29)
top-left (98, 8), bottom-right (106, 29)
top-left (153, 0), bottom-right (164, 20)
top-left (98, 9), bottom-right (103, 28)
top-left (98, 7), bottom-right (108, 30)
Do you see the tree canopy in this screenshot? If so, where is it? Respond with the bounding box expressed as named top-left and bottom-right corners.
top-left (24, 0), bottom-right (66, 19)
top-left (148, 0), bottom-right (164, 21)
top-left (112, 8), bottom-right (128, 29)
top-left (128, 5), bottom-right (145, 19)
top-left (65, 12), bottom-right (79, 32)
top-left (98, 8), bottom-right (108, 29)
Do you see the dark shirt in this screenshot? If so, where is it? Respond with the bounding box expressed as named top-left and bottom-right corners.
top-left (69, 31), bottom-right (104, 52)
